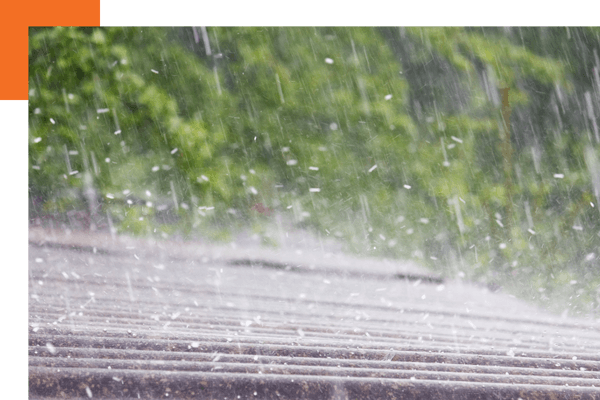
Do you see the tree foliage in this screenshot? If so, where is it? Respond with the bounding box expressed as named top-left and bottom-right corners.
top-left (29, 27), bottom-right (600, 315)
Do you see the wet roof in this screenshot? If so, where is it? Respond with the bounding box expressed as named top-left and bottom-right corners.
top-left (29, 228), bottom-right (600, 399)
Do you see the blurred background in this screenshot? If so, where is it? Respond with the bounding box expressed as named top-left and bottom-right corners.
top-left (28, 27), bottom-right (600, 316)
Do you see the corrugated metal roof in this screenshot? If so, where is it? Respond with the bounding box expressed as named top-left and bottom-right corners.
top-left (29, 228), bottom-right (600, 399)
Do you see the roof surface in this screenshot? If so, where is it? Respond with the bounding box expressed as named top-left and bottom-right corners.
top-left (29, 227), bottom-right (600, 399)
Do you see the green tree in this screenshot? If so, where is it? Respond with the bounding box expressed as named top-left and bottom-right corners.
top-left (29, 27), bottom-right (600, 315)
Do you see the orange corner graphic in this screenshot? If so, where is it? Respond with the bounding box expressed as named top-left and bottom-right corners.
top-left (1, 0), bottom-right (100, 100)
